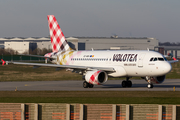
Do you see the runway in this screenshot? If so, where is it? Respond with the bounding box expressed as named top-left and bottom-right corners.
top-left (0, 79), bottom-right (180, 91)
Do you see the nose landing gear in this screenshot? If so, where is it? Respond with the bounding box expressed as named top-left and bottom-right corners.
top-left (146, 76), bottom-right (154, 89)
top-left (147, 84), bottom-right (154, 88)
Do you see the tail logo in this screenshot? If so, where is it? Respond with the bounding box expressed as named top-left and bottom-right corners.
top-left (47, 15), bottom-right (72, 52)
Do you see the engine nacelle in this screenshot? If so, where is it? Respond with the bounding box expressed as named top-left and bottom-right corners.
top-left (147, 75), bottom-right (166, 84)
top-left (85, 70), bottom-right (108, 85)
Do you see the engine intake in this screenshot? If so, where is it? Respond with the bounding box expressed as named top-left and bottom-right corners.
top-left (85, 70), bottom-right (108, 85)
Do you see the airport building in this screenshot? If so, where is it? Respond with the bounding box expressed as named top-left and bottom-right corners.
top-left (155, 46), bottom-right (180, 58)
top-left (0, 37), bottom-right (79, 54)
top-left (1, 36), bottom-right (179, 58)
top-left (0, 37), bottom-right (158, 53)
top-left (78, 37), bottom-right (158, 50)
top-left (0, 37), bottom-right (50, 54)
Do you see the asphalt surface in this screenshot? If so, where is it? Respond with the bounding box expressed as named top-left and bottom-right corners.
top-left (0, 79), bottom-right (180, 91)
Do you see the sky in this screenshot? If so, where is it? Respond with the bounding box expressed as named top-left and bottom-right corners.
top-left (0, 0), bottom-right (180, 43)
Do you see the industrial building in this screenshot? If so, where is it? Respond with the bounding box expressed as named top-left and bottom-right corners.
top-left (155, 46), bottom-right (180, 58)
top-left (78, 37), bottom-right (158, 50)
top-left (0, 37), bottom-right (159, 53)
top-left (0, 37), bottom-right (77, 54)
top-left (1, 37), bottom-right (179, 58)
top-left (0, 37), bottom-right (50, 54)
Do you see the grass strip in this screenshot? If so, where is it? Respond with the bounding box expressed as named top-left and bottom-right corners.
top-left (0, 91), bottom-right (180, 97)
top-left (0, 97), bottom-right (179, 104)
top-left (0, 91), bottom-right (179, 104)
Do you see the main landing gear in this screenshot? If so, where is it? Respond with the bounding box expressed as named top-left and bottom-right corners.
top-left (83, 81), bottom-right (94, 88)
top-left (122, 77), bottom-right (132, 88)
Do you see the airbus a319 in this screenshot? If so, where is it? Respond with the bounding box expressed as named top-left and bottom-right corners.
top-left (2, 15), bottom-right (178, 89)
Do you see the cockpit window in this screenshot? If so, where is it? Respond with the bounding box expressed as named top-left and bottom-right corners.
top-left (158, 58), bottom-right (164, 61)
top-left (150, 57), bottom-right (166, 62)
top-left (150, 58), bottom-right (153, 61)
top-left (154, 58), bottom-right (157, 61)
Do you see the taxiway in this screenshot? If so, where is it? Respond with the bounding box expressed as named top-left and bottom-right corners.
top-left (0, 79), bottom-right (179, 91)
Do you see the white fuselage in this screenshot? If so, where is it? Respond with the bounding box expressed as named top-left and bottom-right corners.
top-left (52, 50), bottom-right (172, 77)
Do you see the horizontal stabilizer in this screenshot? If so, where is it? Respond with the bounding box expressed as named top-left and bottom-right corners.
top-left (18, 54), bottom-right (55, 59)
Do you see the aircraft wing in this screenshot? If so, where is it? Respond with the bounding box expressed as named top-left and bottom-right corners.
top-left (168, 60), bottom-right (179, 64)
top-left (12, 62), bottom-right (115, 72)
top-left (168, 57), bottom-right (179, 64)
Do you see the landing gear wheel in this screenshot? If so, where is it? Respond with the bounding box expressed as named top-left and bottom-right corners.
top-left (83, 81), bottom-right (89, 88)
top-left (122, 81), bottom-right (127, 88)
top-left (122, 79), bottom-right (132, 88)
top-left (89, 84), bottom-right (94, 88)
top-left (83, 81), bottom-right (94, 88)
top-left (127, 81), bottom-right (132, 87)
top-left (147, 84), bottom-right (153, 89)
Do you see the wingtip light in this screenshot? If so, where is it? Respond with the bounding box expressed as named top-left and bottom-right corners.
top-left (1, 59), bottom-right (5, 66)
top-left (173, 57), bottom-right (177, 60)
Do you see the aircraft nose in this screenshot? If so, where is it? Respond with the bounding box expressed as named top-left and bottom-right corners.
top-left (162, 62), bottom-right (172, 74)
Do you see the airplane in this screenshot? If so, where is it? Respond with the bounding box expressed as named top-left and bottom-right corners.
top-left (2, 15), bottom-right (178, 89)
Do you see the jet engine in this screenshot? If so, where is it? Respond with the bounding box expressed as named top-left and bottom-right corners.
top-left (85, 70), bottom-right (108, 85)
top-left (146, 75), bottom-right (166, 84)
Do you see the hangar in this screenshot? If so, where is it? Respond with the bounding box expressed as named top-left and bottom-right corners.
top-left (78, 37), bottom-right (158, 50)
top-left (155, 46), bottom-right (180, 58)
top-left (1, 37), bottom-right (50, 54)
top-left (0, 37), bottom-right (78, 54)
top-left (0, 37), bottom-right (159, 54)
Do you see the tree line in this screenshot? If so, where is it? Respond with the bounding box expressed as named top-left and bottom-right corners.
top-left (159, 42), bottom-right (180, 46)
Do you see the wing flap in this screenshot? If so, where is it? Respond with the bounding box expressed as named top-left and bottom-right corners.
top-left (12, 62), bottom-right (115, 72)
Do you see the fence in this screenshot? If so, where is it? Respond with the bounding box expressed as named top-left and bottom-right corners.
top-left (0, 103), bottom-right (179, 120)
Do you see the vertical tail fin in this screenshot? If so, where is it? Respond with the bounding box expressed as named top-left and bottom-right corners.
top-left (47, 15), bottom-right (72, 52)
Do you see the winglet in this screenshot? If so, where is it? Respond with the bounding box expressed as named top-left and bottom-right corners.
top-left (173, 57), bottom-right (177, 60)
top-left (1, 59), bottom-right (6, 66)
